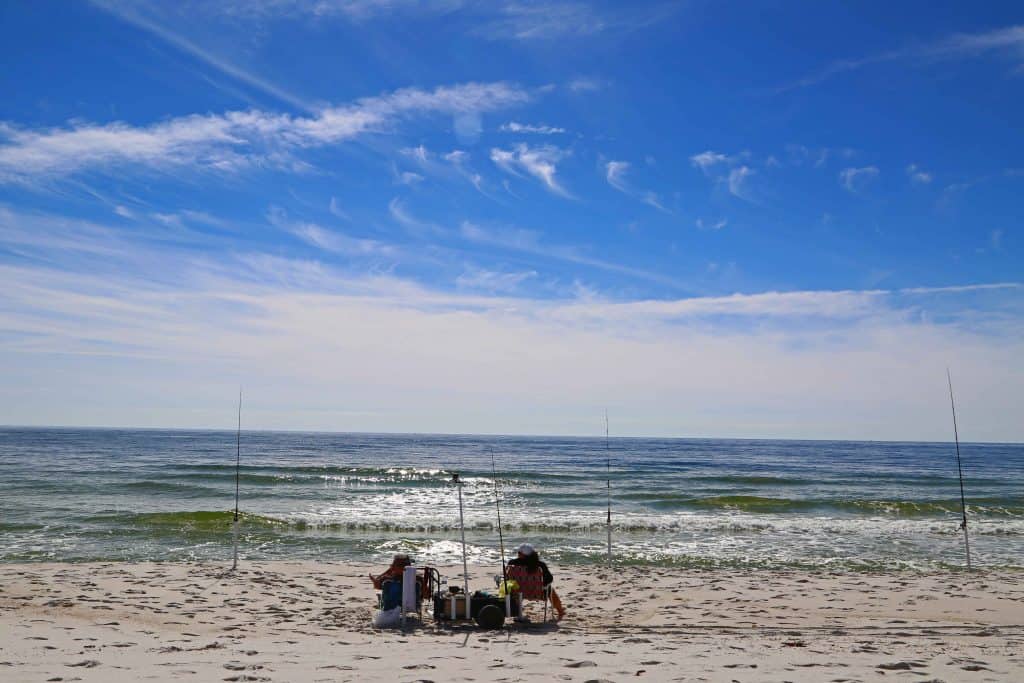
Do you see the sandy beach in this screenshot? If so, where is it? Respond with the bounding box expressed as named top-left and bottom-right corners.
top-left (2, 561), bottom-right (1022, 682)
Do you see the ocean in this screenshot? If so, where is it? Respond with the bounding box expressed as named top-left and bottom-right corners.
top-left (1, 428), bottom-right (1021, 571)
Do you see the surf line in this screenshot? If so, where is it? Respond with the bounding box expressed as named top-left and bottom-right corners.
top-left (232, 388), bottom-right (242, 571)
top-left (946, 369), bottom-right (971, 571)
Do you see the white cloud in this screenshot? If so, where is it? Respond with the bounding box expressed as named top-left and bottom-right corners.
top-left (90, 0), bottom-right (315, 111)
top-left (690, 150), bottom-right (732, 175)
top-left (784, 144), bottom-right (856, 168)
top-left (179, 210), bottom-right (232, 230)
top-left (102, 1), bottom-right (674, 45)
top-left (459, 220), bottom-right (683, 287)
top-left (2, 218), bottom-right (1022, 439)
top-left (396, 169), bottom-right (425, 185)
top-left (728, 165), bottom-right (755, 201)
top-left (641, 191), bottom-right (666, 212)
top-left (151, 212), bottom-right (186, 229)
top-left (267, 205), bottom-right (394, 255)
top-left (604, 160), bottom-right (668, 212)
top-left (500, 121), bottom-right (566, 134)
top-left (473, 1), bottom-right (676, 41)
top-left (604, 160), bottom-right (630, 192)
top-left (401, 145), bottom-right (430, 163)
top-left (567, 77), bottom-right (602, 92)
top-left (906, 163), bottom-right (933, 185)
top-left (224, 0), bottom-right (468, 21)
top-left (490, 143), bottom-right (571, 197)
top-left (777, 24), bottom-right (1024, 92)
top-left (328, 197), bottom-right (350, 220)
top-left (489, 148), bottom-right (519, 176)
top-left (695, 217), bottom-right (727, 231)
top-left (387, 197), bottom-right (424, 229)
top-left (839, 165), bottom-right (880, 192)
top-left (443, 150), bottom-right (488, 195)
top-left (0, 82), bottom-right (530, 183)
top-left (476, 2), bottom-right (610, 40)
top-left (455, 266), bottom-right (537, 292)
top-left (690, 150), bottom-right (756, 202)
top-left (552, 284), bottom-right (1024, 324)
top-left (443, 150), bottom-right (468, 164)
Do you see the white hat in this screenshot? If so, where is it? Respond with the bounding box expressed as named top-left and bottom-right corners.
top-left (517, 543), bottom-right (535, 555)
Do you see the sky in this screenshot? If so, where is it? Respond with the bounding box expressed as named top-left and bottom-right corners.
top-left (1, 1), bottom-right (1022, 441)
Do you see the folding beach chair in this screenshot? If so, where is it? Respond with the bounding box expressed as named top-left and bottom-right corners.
top-left (376, 566), bottom-right (439, 626)
top-left (505, 564), bottom-right (554, 622)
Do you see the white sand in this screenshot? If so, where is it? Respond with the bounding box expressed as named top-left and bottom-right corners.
top-left (2, 561), bottom-right (1023, 682)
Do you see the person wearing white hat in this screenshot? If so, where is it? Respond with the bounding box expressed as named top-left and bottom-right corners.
top-left (506, 543), bottom-right (565, 620)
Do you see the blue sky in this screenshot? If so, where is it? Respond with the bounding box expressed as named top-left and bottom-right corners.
top-left (1, 1), bottom-right (1022, 440)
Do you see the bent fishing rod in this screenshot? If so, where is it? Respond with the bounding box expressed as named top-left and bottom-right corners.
top-left (946, 370), bottom-right (971, 571)
top-left (490, 449), bottom-right (508, 583)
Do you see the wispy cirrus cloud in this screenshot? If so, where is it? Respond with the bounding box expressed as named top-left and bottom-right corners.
top-left (566, 76), bottom-right (603, 93)
top-left (490, 143), bottom-right (571, 197)
top-left (459, 220), bottom-right (683, 288)
top-left (695, 217), bottom-right (727, 231)
top-left (776, 24), bottom-right (1024, 92)
top-left (3, 200), bottom-right (1023, 438)
top-left (385, 196), bottom-right (685, 288)
top-left (387, 197), bottom-right (445, 236)
top-left (99, 0), bottom-right (676, 45)
top-left (690, 150), bottom-right (734, 175)
top-left (689, 150), bottom-right (758, 202)
top-left (500, 121), bottom-right (566, 134)
top-left (267, 205), bottom-right (395, 256)
top-left (209, 0), bottom-right (469, 21)
top-left (443, 150), bottom-right (488, 195)
top-left (0, 82), bottom-right (529, 184)
top-left (604, 160), bottom-right (667, 211)
top-left (3, 207), bottom-right (1022, 438)
top-left (727, 166), bottom-right (756, 202)
top-left (906, 163), bottom-right (933, 185)
top-left (473, 1), bottom-right (676, 41)
top-left (605, 160), bottom-right (630, 192)
top-left (456, 265), bottom-right (537, 292)
top-left (784, 144), bottom-right (857, 168)
top-left (840, 166), bottom-right (880, 193)
top-left (90, 0), bottom-right (316, 110)
top-left (477, 1), bottom-right (609, 40)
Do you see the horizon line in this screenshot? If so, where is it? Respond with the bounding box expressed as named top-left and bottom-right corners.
top-left (1, 423), bottom-right (1020, 447)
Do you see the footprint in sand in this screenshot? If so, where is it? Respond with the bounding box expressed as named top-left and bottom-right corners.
top-left (66, 660), bottom-right (101, 668)
top-left (876, 661), bottom-right (927, 670)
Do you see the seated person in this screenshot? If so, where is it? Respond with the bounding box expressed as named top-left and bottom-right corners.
top-left (369, 553), bottom-right (412, 590)
top-left (506, 543), bottom-right (565, 620)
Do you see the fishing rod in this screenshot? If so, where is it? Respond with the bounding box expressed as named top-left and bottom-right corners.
top-left (946, 369), bottom-right (971, 571)
top-left (605, 409), bottom-right (611, 567)
top-left (232, 388), bottom-right (242, 571)
top-left (452, 473), bottom-right (470, 597)
top-left (490, 450), bottom-right (508, 585)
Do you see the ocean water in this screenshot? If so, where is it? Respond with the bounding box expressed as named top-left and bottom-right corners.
top-left (1, 428), bottom-right (1022, 571)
